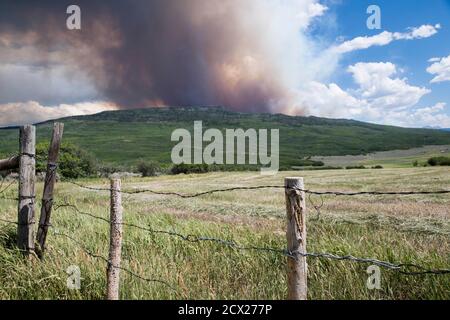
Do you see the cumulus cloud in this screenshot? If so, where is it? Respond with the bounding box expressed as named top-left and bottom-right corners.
top-left (384, 103), bottom-right (450, 128)
top-left (297, 61), bottom-right (450, 128)
top-left (347, 62), bottom-right (430, 109)
top-left (427, 54), bottom-right (450, 83)
top-left (293, 82), bottom-right (366, 118)
top-left (0, 101), bottom-right (118, 127)
top-left (332, 24), bottom-right (440, 54)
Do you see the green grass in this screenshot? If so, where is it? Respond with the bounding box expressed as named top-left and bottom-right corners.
top-left (0, 167), bottom-right (449, 299)
top-left (1, 107), bottom-right (450, 169)
top-left (313, 145), bottom-right (450, 169)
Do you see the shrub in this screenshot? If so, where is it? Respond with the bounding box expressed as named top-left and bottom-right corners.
top-left (428, 158), bottom-right (437, 166)
top-left (345, 165), bottom-right (366, 170)
top-left (372, 165), bottom-right (383, 169)
top-left (137, 160), bottom-right (161, 177)
top-left (294, 159), bottom-right (325, 167)
top-left (413, 160), bottom-right (419, 167)
top-left (427, 157), bottom-right (450, 166)
top-left (292, 166), bottom-right (343, 171)
top-left (171, 163), bottom-right (210, 175)
top-left (36, 142), bottom-right (96, 179)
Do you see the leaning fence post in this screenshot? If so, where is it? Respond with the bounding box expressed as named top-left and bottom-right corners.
top-left (18, 125), bottom-right (36, 255)
top-left (107, 178), bottom-right (123, 300)
top-left (36, 122), bottom-right (64, 258)
top-left (285, 177), bottom-right (307, 300)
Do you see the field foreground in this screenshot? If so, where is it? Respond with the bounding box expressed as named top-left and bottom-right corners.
top-left (0, 167), bottom-right (449, 299)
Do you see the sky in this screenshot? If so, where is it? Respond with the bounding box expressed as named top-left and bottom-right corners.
top-left (0, 0), bottom-right (450, 128)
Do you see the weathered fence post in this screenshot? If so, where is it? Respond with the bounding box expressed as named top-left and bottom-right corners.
top-left (285, 177), bottom-right (307, 300)
top-left (107, 178), bottom-right (123, 300)
top-left (18, 125), bottom-right (36, 255)
top-left (36, 122), bottom-right (64, 258)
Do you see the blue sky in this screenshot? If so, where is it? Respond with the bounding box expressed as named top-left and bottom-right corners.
top-left (334, 0), bottom-right (450, 104)
top-left (305, 0), bottom-right (450, 127)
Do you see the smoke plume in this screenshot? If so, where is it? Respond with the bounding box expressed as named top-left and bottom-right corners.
top-left (0, 0), bottom-right (328, 114)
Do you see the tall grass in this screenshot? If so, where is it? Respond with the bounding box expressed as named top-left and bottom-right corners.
top-left (0, 168), bottom-right (449, 300)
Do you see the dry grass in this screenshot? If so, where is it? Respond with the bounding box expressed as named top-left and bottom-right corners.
top-left (0, 167), bottom-right (449, 299)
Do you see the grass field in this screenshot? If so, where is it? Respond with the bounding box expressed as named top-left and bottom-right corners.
top-left (2, 107), bottom-right (450, 169)
top-left (0, 167), bottom-right (449, 300)
top-left (312, 145), bottom-right (450, 168)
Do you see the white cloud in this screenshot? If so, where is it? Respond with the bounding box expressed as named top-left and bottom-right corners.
top-left (332, 24), bottom-right (440, 54)
top-left (397, 24), bottom-right (441, 39)
top-left (297, 61), bottom-right (450, 128)
top-left (293, 81), bottom-right (366, 118)
top-left (384, 103), bottom-right (450, 128)
top-left (296, 2), bottom-right (328, 26)
top-left (426, 54), bottom-right (450, 83)
top-left (0, 101), bottom-right (118, 127)
top-left (347, 62), bottom-right (430, 109)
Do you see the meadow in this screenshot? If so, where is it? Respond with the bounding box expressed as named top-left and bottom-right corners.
top-left (2, 107), bottom-right (450, 169)
top-left (0, 167), bottom-right (449, 300)
top-left (312, 145), bottom-right (450, 168)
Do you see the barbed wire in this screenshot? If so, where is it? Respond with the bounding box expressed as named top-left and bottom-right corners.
top-left (308, 193), bottom-right (324, 220)
top-left (54, 201), bottom-right (450, 276)
top-left (0, 215), bottom-right (178, 294)
top-left (2, 179), bottom-right (450, 279)
top-left (2, 178), bottom-right (449, 200)
top-left (50, 230), bottom-right (181, 295)
top-left (0, 180), bottom-right (16, 195)
top-left (65, 180), bottom-right (450, 198)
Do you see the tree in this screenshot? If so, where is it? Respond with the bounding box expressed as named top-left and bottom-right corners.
top-left (36, 142), bottom-right (96, 179)
top-left (137, 160), bottom-right (160, 177)
top-left (171, 163), bottom-right (209, 175)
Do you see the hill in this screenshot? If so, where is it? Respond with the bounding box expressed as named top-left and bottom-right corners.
top-left (1, 106), bottom-right (450, 168)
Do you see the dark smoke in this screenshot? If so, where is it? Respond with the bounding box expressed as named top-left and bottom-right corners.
top-left (0, 0), bottom-right (306, 113)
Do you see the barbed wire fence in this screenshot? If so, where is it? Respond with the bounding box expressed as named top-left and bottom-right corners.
top-left (2, 123), bottom-right (449, 299)
top-left (1, 173), bottom-right (450, 299)
top-left (54, 179), bottom-right (450, 298)
top-left (52, 197), bottom-right (450, 276)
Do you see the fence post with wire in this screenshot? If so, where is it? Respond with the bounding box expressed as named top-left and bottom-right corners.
top-left (37, 122), bottom-right (64, 257)
top-left (2, 139), bottom-right (450, 298)
top-left (107, 178), bottom-right (123, 300)
top-left (0, 123), bottom-right (64, 257)
top-left (285, 177), bottom-right (307, 300)
top-left (17, 125), bottom-right (36, 255)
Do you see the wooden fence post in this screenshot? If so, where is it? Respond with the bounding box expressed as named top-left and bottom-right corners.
top-left (18, 125), bottom-right (36, 255)
top-left (107, 178), bottom-right (123, 300)
top-left (36, 122), bottom-right (64, 258)
top-left (285, 177), bottom-right (307, 300)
